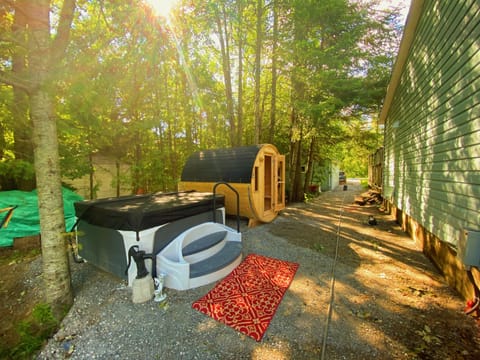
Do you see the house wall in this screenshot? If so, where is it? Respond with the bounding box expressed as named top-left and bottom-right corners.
top-left (368, 147), bottom-right (383, 190)
top-left (382, 0), bottom-right (480, 298)
top-left (385, 201), bottom-right (480, 301)
top-left (63, 155), bottom-right (132, 199)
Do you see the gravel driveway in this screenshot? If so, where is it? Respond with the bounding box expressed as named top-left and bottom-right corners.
top-left (38, 181), bottom-right (480, 359)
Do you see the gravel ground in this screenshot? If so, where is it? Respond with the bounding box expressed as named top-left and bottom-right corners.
top-left (37, 181), bottom-right (480, 359)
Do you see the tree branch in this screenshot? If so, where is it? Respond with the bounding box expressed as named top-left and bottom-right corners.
top-left (50, 0), bottom-right (76, 66)
top-left (0, 70), bottom-right (31, 94)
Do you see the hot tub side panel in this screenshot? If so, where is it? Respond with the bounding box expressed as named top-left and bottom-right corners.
top-left (77, 209), bottom-right (225, 285)
top-left (77, 221), bottom-right (128, 280)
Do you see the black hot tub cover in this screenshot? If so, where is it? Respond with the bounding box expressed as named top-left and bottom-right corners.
top-left (74, 191), bottom-right (225, 232)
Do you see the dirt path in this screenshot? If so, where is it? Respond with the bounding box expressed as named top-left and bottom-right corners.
top-left (259, 180), bottom-right (480, 359)
top-left (6, 180), bottom-right (480, 359)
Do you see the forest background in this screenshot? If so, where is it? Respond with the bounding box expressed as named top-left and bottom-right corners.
top-left (0, 0), bottom-right (404, 202)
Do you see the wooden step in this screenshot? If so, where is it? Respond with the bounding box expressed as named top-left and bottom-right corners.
top-left (190, 241), bottom-right (242, 279)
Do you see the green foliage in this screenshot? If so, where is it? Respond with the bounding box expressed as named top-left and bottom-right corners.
top-left (0, 159), bottom-right (35, 184)
top-left (32, 303), bottom-right (58, 330)
top-left (0, 0), bottom-right (402, 194)
top-left (337, 117), bottom-right (383, 178)
top-left (303, 191), bottom-right (318, 203)
top-left (8, 303), bottom-right (58, 359)
top-left (0, 248), bottom-right (40, 267)
top-left (360, 178), bottom-right (369, 189)
top-left (312, 242), bottom-right (324, 252)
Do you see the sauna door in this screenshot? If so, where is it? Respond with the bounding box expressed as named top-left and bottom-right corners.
top-left (263, 153), bottom-right (285, 215)
top-left (274, 155), bottom-right (285, 211)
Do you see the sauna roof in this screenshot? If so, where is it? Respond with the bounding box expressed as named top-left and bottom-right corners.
top-left (74, 191), bottom-right (224, 232)
top-left (181, 145), bottom-right (262, 183)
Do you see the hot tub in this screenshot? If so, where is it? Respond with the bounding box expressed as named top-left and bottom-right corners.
top-left (74, 191), bottom-right (225, 285)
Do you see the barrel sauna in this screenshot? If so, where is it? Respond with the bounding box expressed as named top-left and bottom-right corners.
top-left (178, 144), bottom-right (286, 225)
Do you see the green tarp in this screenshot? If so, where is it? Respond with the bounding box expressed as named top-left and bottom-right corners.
top-left (0, 188), bottom-right (83, 247)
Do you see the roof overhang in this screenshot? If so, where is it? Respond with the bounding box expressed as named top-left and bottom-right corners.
top-left (379, 0), bottom-right (425, 125)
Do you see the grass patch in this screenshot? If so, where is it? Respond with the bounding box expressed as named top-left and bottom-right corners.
top-left (304, 192), bottom-right (319, 203)
top-left (0, 248), bottom-right (40, 266)
top-left (0, 303), bottom-right (58, 360)
top-left (312, 243), bottom-right (324, 252)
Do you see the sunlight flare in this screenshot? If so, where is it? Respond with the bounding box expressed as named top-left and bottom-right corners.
top-left (144, 0), bottom-right (178, 18)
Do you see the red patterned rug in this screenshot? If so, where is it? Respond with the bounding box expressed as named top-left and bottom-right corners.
top-left (192, 253), bottom-right (299, 341)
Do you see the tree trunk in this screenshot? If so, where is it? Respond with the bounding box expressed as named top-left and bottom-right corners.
top-left (31, 90), bottom-right (73, 318)
top-left (288, 5), bottom-right (307, 203)
top-left (88, 152), bottom-right (95, 199)
top-left (268, 0), bottom-right (278, 144)
top-left (236, 0), bottom-right (244, 146)
top-left (288, 109), bottom-right (304, 203)
top-left (253, 0), bottom-right (264, 144)
top-left (116, 160), bottom-right (121, 197)
top-left (27, 0), bottom-right (76, 319)
top-left (178, 34), bottom-right (193, 151)
top-left (215, 5), bottom-right (236, 146)
top-left (11, 0), bottom-right (35, 190)
top-left (134, 132), bottom-right (142, 193)
top-left (303, 137), bottom-right (316, 193)
top-left (290, 136), bottom-right (303, 202)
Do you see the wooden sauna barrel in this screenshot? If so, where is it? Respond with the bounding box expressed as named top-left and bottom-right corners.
top-left (178, 144), bottom-right (286, 224)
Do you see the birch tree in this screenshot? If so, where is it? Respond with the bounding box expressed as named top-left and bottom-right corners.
top-left (0, 0), bottom-right (76, 318)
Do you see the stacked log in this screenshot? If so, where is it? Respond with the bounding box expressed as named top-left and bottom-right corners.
top-left (354, 190), bottom-right (383, 206)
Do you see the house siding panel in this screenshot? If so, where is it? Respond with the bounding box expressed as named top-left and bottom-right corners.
top-left (383, 0), bottom-right (480, 248)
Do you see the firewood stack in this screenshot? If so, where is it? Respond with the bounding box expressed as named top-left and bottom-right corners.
top-left (354, 190), bottom-right (383, 206)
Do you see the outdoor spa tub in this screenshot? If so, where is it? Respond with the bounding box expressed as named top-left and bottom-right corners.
top-left (74, 191), bottom-right (225, 286)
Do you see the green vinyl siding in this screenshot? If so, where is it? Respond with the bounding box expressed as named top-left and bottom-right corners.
top-left (383, 0), bottom-right (480, 247)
